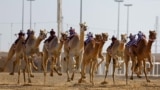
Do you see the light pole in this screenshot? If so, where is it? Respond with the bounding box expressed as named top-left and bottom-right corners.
top-left (115, 0), bottom-right (123, 39)
top-left (11, 23), bottom-right (13, 43)
top-left (0, 33), bottom-right (2, 52)
top-left (124, 4), bottom-right (132, 36)
top-left (80, 0), bottom-right (82, 24)
top-left (22, 0), bottom-right (24, 31)
top-left (27, 0), bottom-right (35, 30)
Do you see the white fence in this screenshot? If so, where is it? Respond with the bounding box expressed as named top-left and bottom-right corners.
top-left (97, 56), bottom-right (160, 77)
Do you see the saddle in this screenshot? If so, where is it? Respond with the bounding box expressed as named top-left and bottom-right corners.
top-left (84, 38), bottom-right (93, 46)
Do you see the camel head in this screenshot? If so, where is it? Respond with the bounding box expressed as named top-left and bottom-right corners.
top-left (39, 29), bottom-right (47, 40)
top-left (102, 33), bottom-right (108, 41)
top-left (80, 22), bottom-right (87, 31)
top-left (95, 34), bottom-right (102, 42)
top-left (60, 32), bottom-right (68, 42)
top-left (29, 30), bottom-right (35, 38)
top-left (121, 34), bottom-right (127, 43)
top-left (149, 30), bottom-right (157, 41)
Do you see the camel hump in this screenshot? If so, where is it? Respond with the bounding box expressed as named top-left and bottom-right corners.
top-left (84, 37), bottom-right (94, 46)
top-left (50, 36), bottom-right (58, 47)
top-left (68, 35), bottom-right (79, 48)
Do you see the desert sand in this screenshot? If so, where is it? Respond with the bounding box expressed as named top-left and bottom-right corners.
top-left (0, 72), bottom-right (160, 90)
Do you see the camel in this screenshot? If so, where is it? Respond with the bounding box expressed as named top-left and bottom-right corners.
top-left (6, 30), bottom-right (47, 79)
top-left (6, 33), bottom-right (25, 84)
top-left (63, 22), bottom-right (87, 82)
top-left (9, 30), bottom-right (45, 75)
top-left (124, 30), bottom-right (157, 85)
top-left (22, 29), bottom-right (47, 83)
top-left (0, 42), bottom-right (16, 72)
top-left (78, 34), bottom-right (102, 85)
top-left (96, 33), bottom-right (108, 71)
top-left (101, 34), bottom-right (127, 84)
top-left (42, 32), bottom-right (67, 84)
top-left (0, 33), bottom-right (28, 74)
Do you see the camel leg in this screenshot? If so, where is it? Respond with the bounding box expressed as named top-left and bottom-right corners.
top-left (0, 45), bottom-right (15, 72)
top-left (96, 55), bottom-right (104, 73)
top-left (23, 67), bottom-right (26, 84)
top-left (10, 59), bottom-right (17, 75)
top-left (89, 61), bottom-right (93, 83)
top-left (50, 57), bottom-right (55, 77)
top-left (75, 56), bottom-right (79, 70)
top-left (90, 60), bottom-right (96, 85)
top-left (26, 58), bottom-right (31, 83)
top-left (77, 53), bottom-right (83, 72)
top-left (53, 57), bottom-right (62, 76)
top-left (125, 56), bottom-right (129, 85)
top-left (30, 57), bottom-right (38, 71)
top-left (136, 60), bottom-right (143, 78)
top-left (101, 54), bottom-right (111, 84)
top-left (130, 56), bottom-right (136, 80)
top-left (71, 71), bottom-right (75, 81)
top-left (78, 58), bottom-right (88, 83)
top-left (143, 60), bottom-right (150, 82)
top-left (50, 56), bottom-right (62, 76)
top-left (66, 56), bottom-right (71, 82)
top-left (112, 58), bottom-right (116, 84)
top-left (43, 54), bottom-right (48, 84)
top-left (17, 57), bottom-right (21, 84)
top-left (71, 56), bottom-right (76, 81)
top-left (57, 55), bottom-right (62, 75)
top-left (97, 54), bottom-right (104, 67)
top-left (28, 61), bottom-right (34, 77)
top-left (147, 56), bottom-right (153, 72)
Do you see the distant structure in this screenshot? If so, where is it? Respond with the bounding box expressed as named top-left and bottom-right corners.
top-left (155, 16), bottom-right (159, 53)
top-left (57, 0), bottom-right (63, 39)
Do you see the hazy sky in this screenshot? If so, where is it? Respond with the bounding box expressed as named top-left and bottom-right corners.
top-left (0, 0), bottom-right (160, 52)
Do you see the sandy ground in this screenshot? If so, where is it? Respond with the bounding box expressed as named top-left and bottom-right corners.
top-left (0, 72), bottom-right (160, 90)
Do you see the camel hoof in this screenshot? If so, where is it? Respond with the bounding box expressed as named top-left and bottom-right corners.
top-left (78, 79), bottom-right (82, 83)
top-left (137, 75), bottom-right (142, 78)
top-left (71, 76), bottom-right (74, 81)
top-left (28, 79), bottom-right (31, 83)
top-left (9, 72), bottom-right (14, 75)
top-left (101, 81), bottom-right (108, 85)
top-left (67, 78), bottom-right (71, 82)
top-left (34, 67), bottom-right (38, 71)
top-left (30, 74), bottom-right (34, 78)
top-left (82, 75), bottom-right (86, 79)
top-left (58, 72), bottom-right (62, 76)
top-left (50, 72), bottom-right (53, 77)
top-left (64, 57), bottom-right (66, 61)
top-left (0, 68), bottom-right (4, 72)
top-left (91, 82), bottom-right (95, 86)
top-left (147, 79), bottom-right (150, 82)
top-left (17, 81), bottom-right (20, 84)
top-left (130, 77), bottom-right (133, 80)
top-left (78, 78), bottom-right (86, 83)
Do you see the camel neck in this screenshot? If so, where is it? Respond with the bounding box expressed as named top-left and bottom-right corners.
top-left (57, 40), bottom-right (64, 52)
top-left (34, 37), bottom-right (42, 48)
top-left (147, 39), bottom-right (154, 51)
top-left (79, 29), bottom-right (84, 49)
top-left (93, 42), bottom-right (100, 55)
